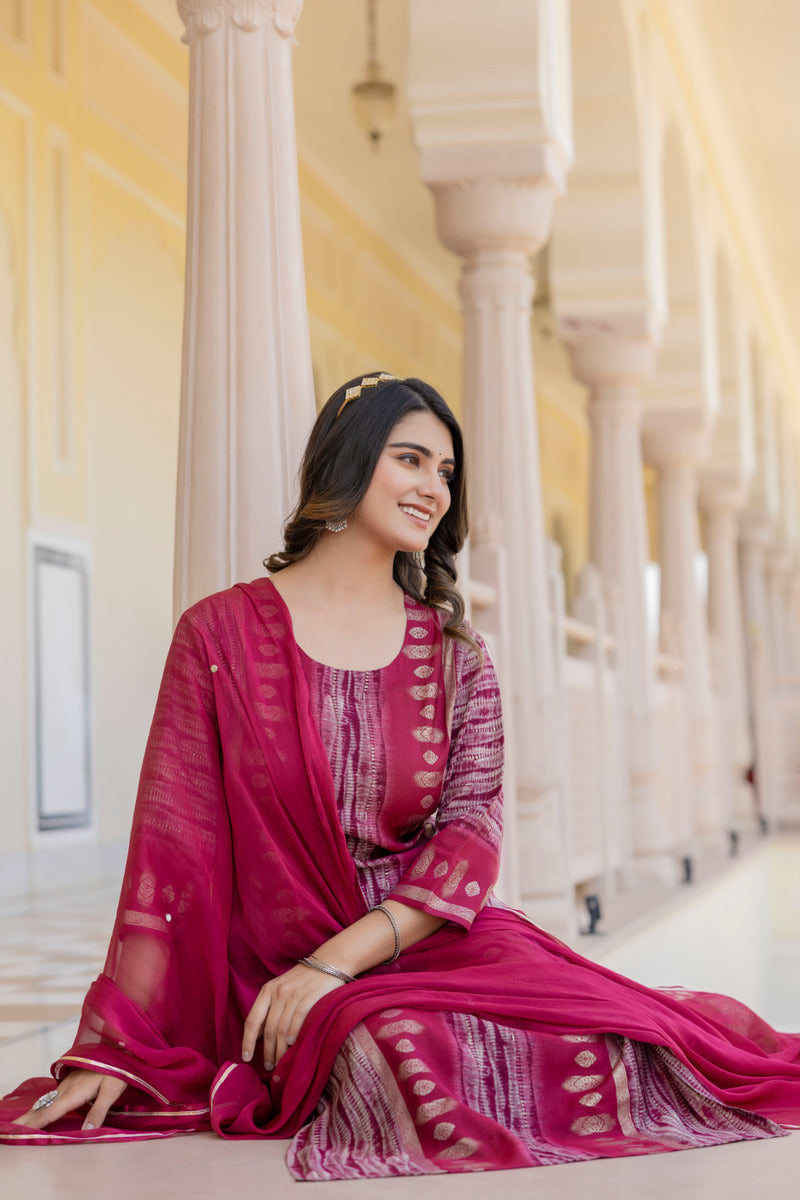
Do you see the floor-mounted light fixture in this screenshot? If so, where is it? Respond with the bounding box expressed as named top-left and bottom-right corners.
top-left (351, 0), bottom-right (396, 150)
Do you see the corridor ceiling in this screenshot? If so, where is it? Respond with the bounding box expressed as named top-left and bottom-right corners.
top-left (142, 0), bottom-right (800, 388)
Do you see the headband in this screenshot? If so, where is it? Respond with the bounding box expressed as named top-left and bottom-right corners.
top-left (335, 373), bottom-right (398, 419)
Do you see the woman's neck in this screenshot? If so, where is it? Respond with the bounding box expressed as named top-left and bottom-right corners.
top-left (271, 536), bottom-right (403, 614)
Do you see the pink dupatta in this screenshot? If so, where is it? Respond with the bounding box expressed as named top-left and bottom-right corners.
top-left (3, 578), bottom-right (800, 1146)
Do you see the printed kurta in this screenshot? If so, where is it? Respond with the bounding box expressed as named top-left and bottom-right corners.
top-left (285, 603), bottom-right (783, 1178)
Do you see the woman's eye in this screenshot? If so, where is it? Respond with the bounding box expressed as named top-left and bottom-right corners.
top-left (440, 469), bottom-right (455, 483)
top-left (399, 454), bottom-right (419, 466)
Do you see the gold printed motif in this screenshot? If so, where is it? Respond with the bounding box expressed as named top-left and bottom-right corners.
top-left (562, 1074), bottom-right (604, 1093)
top-left (397, 1058), bottom-right (428, 1080)
top-left (414, 666), bottom-right (435, 679)
top-left (379, 1008), bottom-right (403, 1019)
top-left (404, 644), bottom-right (435, 659)
top-left (394, 1038), bottom-right (416, 1053)
top-left (575, 1050), bottom-right (598, 1068)
top-left (422, 750), bottom-right (438, 765)
top-left (420, 794), bottom-right (436, 809)
top-left (465, 881), bottom-right (481, 897)
top-left (420, 703), bottom-right (436, 718)
top-left (570, 1113), bottom-right (615, 1136)
top-left (409, 684), bottom-right (438, 700)
top-left (415, 1097), bottom-right (457, 1125)
top-left (441, 859), bottom-right (468, 898)
top-left (433, 1121), bottom-right (456, 1141)
top-left (413, 726), bottom-right (445, 743)
top-left (436, 1137), bottom-right (479, 1160)
top-left (433, 861), bottom-right (448, 878)
top-left (578, 1092), bottom-right (603, 1107)
top-left (410, 845), bottom-right (435, 878)
top-left (412, 1079), bottom-right (436, 1096)
top-left (409, 626), bottom-right (428, 640)
top-left (377, 1019), bottom-right (425, 1038)
top-left (414, 770), bottom-right (442, 787)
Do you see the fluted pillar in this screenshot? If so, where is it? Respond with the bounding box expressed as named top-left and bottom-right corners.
top-left (563, 335), bottom-right (677, 881)
top-left (790, 572), bottom-right (800, 674)
top-left (643, 420), bottom-right (725, 849)
top-left (765, 548), bottom-right (794, 677)
top-left (739, 516), bottom-right (777, 825)
top-left (432, 179), bottom-right (568, 921)
top-left (173, 0), bottom-right (315, 617)
top-left (407, 0), bottom-right (574, 931)
top-left (699, 483), bottom-right (756, 834)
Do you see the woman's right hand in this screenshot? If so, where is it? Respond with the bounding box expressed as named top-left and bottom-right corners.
top-left (13, 1069), bottom-right (128, 1131)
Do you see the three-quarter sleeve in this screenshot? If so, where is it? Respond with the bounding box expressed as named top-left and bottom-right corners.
top-left (387, 632), bottom-right (504, 929)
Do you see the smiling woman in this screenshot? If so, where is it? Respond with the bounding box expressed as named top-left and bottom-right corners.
top-left (3, 374), bottom-right (800, 1181)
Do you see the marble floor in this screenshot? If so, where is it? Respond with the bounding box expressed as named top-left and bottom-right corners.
top-left (1, 838), bottom-right (799, 1199)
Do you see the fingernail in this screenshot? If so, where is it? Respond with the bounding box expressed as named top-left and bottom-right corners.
top-left (264, 1060), bottom-right (275, 1071)
top-left (287, 1036), bottom-right (295, 1046)
top-left (83, 1122), bottom-right (96, 1131)
top-left (242, 1050), bottom-right (252, 1062)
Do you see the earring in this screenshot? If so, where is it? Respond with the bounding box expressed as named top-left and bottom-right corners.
top-left (413, 549), bottom-right (425, 569)
top-left (324, 518), bottom-right (348, 533)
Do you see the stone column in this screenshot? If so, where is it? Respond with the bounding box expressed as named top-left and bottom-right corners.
top-left (738, 515), bottom-right (777, 826)
top-left (790, 572), bottom-right (800, 675)
top-left (699, 482), bottom-right (756, 833)
top-left (173, 0), bottom-right (315, 617)
top-left (430, 179), bottom-right (570, 927)
top-left (407, 0), bottom-right (574, 932)
top-left (643, 419), bottom-right (725, 849)
top-left (563, 334), bottom-right (677, 882)
top-left (765, 547), bottom-right (794, 677)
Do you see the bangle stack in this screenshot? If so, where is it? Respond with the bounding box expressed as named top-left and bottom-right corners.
top-left (372, 903), bottom-right (402, 963)
top-left (298, 954), bottom-right (355, 984)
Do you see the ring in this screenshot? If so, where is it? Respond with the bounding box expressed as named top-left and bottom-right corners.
top-left (31, 1089), bottom-right (59, 1111)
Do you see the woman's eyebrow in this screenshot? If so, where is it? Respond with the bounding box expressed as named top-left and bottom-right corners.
top-left (387, 441), bottom-right (456, 465)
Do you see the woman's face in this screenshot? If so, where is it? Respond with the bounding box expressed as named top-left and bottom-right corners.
top-left (350, 409), bottom-right (456, 555)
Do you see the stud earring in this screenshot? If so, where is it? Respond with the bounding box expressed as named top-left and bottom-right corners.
top-left (324, 518), bottom-right (348, 533)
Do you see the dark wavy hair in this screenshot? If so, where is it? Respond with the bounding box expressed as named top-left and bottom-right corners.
top-left (265, 373), bottom-right (474, 646)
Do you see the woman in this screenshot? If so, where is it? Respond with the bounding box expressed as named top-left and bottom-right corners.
top-left (3, 373), bottom-right (800, 1177)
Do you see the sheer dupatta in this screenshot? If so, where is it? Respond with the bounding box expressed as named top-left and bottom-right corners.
top-left (3, 579), bottom-right (800, 1146)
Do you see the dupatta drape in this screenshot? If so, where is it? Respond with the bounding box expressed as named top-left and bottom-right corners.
top-left (3, 578), bottom-right (800, 1146)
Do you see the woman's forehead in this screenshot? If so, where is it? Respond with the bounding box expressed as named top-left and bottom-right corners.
top-left (388, 410), bottom-right (454, 456)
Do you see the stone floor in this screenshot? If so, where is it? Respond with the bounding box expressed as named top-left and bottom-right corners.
top-left (1, 838), bottom-right (799, 1199)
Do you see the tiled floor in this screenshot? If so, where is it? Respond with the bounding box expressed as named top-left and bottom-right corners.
top-left (1, 842), bottom-right (799, 1199)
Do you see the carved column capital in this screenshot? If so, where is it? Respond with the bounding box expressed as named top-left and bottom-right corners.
top-left (178, 0), bottom-right (303, 44)
top-left (641, 411), bottom-right (711, 472)
top-left (430, 177), bottom-right (557, 262)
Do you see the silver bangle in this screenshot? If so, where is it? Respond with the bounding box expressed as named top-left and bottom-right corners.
top-left (372, 903), bottom-right (402, 963)
top-left (298, 954), bottom-right (355, 984)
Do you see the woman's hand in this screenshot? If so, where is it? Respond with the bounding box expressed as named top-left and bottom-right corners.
top-left (243, 962), bottom-right (346, 1071)
top-left (13, 1069), bottom-right (127, 1131)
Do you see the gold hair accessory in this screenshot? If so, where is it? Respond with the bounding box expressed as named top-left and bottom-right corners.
top-left (335, 373), bottom-right (398, 419)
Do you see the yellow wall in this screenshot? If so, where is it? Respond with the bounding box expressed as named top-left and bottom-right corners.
top-left (0, 1), bottom-right (465, 892)
top-left (0, 1), bottom-right (189, 883)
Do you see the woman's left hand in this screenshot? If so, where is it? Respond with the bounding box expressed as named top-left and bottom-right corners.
top-left (242, 962), bottom-right (346, 1071)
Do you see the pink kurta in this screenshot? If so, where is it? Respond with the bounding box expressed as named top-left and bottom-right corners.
top-left (2, 578), bottom-right (799, 1176)
top-left (285, 602), bottom-right (783, 1178)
